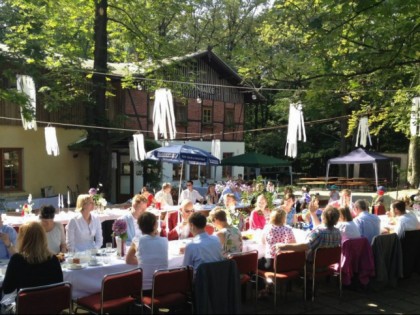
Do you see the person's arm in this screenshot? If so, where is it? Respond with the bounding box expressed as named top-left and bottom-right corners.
top-left (309, 202), bottom-right (321, 227)
top-left (276, 242), bottom-right (309, 252)
top-left (58, 223), bottom-right (68, 253)
top-left (94, 216), bottom-right (104, 249)
top-left (66, 219), bottom-right (75, 252)
top-left (1, 228), bottom-right (17, 257)
top-left (216, 231), bottom-right (225, 248)
top-left (2, 254), bottom-right (20, 294)
top-left (50, 255), bottom-right (64, 282)
top-left (125, 242), bottom-right (138, 265)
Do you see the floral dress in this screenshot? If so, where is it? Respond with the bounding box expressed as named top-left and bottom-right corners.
top-left (263, 224), bottom-right (296, 258)
top-left (219, 226), bottom-right (243, 257)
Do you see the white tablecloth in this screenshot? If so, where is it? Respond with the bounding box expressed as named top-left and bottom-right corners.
top-left (3, 208), bottom-right (128, 228)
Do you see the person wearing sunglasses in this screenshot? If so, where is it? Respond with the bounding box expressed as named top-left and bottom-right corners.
top-left (167, 199), bottom-right (195, 240)
top-left (178, 180), bottom-right (204, 205)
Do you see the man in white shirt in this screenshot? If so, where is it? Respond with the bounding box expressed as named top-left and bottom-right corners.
top-left (392, 200), bottom-right (419, 238)
top-left (179, 180), bottom-right (203, 204)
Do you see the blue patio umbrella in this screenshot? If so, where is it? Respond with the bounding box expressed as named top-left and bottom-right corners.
top-left (146, 144), bottom-right (220, 166)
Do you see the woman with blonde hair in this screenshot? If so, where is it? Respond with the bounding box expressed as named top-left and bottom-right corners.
top-left (66, 194), bottom-right (103, 252)
top-left (2, 221), bottom-right (63, 294)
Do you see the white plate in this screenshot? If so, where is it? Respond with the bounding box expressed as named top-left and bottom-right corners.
top-left (88, 262), bottom-right (102, 267)
top-left (67, 264), bottom-right (86, 270)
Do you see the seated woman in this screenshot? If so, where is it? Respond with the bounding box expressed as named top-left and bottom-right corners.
top-left (209, 208), bottom-right (242, 257)
top-left (154, 182), bottom-right (174, 207)
top-left (141, 187), bottom-right (156, 207)
top-left (336, 206), bottom-right (361, 243)
top-left (224, 193), bottom-right (245, 231)
top-left (126, 212), bottom-right (168, 293)
top-left (39, 205), bottom-right (67, 254)
top-left (281, 193), bottom-right (297, 226)
top-left (259, 209), bottom-right (296, 271)
top-left (249, 194), bottom-right (271, 230)
top-left (66, 194), bottom-right (103, 252)
top-left (2, 221), bottom-right (63, 294)
top-left (205, 184), bottom-right (219, 205)
top-left (118, 194), bottom-right (148, 245)
top-left (0, 214), bottom-right (17, 259)
top-left (301, 195), bottom-right (323, 230)
top-left (277, 206), bottom-right (341, 262)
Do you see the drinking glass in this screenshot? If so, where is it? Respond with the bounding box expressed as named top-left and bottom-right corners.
top-left (106, 242), bottom-right (113, 254)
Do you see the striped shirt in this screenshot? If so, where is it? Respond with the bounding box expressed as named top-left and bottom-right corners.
top-left (306, 225), bottom-right (341, 261)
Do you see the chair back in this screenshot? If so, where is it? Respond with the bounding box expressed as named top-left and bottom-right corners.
top-left (313, 246), bottom-right (341, 270)
top-left (152, 266), bottom-right (192, 297)
top-left (341, 237), bottom-right (375, 286)
top-left (102, 268), bottom-right (142, 306)
top-left (16, 282), bottom-right (72, 314)
top-left (228, 250), bottom-right (258, 275)
top-left (194, 260), bottom-right (241, 314)
top-left (275, 250), bottom-right (306, 273)
top-left (400, 230), bottom-right (420, 278)
top-left (373, 205), bottom-right (386, 215)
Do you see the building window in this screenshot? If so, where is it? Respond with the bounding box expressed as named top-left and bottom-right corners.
top-left (175, 102), bottom-right (188, 124)
top-left (202, 108), bottom-right (212, 125)
top-left (222, 152), bottom-right (233, 179)
top-left (1, 148), bottom-right (23, 191)
top-left (189, 165), bottom-right (211, 181)
top-left (225, 109), bottom-right (235, 127)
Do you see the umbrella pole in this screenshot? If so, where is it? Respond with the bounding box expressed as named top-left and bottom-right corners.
top-left (178, 161), bottom-right (184, 205)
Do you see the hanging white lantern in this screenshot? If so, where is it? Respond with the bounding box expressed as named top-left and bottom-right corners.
top-left (285, 102), bottom-right (306, 158)
top-left (133, 134), bottom-right (146, 161)
top-left (16, 74), bottom-right (37, 130)
top-left (44, 126), bottom-right (60, 156)
top-left (153, 88), bottom-right (177, 140)
top-left (211, 139), bottom-right (221, 160)
top-left (411, 97), bottom-right (420, 136)
top-left (355, 116), bottom-right (372, 147)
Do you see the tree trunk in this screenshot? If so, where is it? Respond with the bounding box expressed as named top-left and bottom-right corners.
top-left (407, 136), bottom-right (420, 188)
top-left (339, 117), bottom-right (349, 177)
top-left (87, 0), bottom-right (112, 199)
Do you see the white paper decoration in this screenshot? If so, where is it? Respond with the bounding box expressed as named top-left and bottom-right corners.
top-left (152, 88), bottom-right (176, 140)
top-left (16, 74), bottom-right (37, 130)
top-left (44, 126), bottom-right (60, 156)
top-left (285, 102), bottom-right (306, 158)
top-left (355, 116), bottom-right (372, 147)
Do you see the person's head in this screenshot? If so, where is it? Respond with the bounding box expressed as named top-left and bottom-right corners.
top-left (17, 221), bottom-right (51, 264)
top-left (209, 208), bottom-right (228, 229)
top-left (341, 189), bottom-right (352, 200)
top-left (138, 211), bottom-right (158, 235)
top-left (321, 206), bottom-right (340, 229)
top-left (270, 209), bottom-right (286, 226)
top-left (256, 194), bottom-right (268, 210)
top-left (75, 194), bottom-right (94, 213)
top-left (162, 182), bottom-right (172, 193)
top-left (141, 187), bottom-right (151, 196)
top-left (88, 188), bottom-right (97, 195)
top-left (180, 199), bottom-right (194, 220)
top-left (329, 185), bottom-right (338, 194)
top-left (392, 200), bottom-right (406, 216)
top-left (338, 207), bottom-right (353, 222)
top-left (131, 194), bottom-right (148, 214)
top-left (186, 180), bottom-right (194, 191)
top-left (224, 193), bottom-right (236, 207)
top-left (188, 212), bottom-right (207, 235)
top-left (354, 199), bottom-right (369, 214)
top-left (207, 183), bottom-right (215, 195)
top-left (302, 186), bottom-right (310, 193)
top-left (377, 186), bottom-right (386, 196)
top-left (39, 205), bottom-right (56, 229)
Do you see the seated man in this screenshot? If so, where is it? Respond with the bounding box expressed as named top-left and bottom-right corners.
top-left (353, 199), bottom-right (381, 244)
top-left (277, 205), bottom-right (341, 261)
top-left (388, 200), bottom-right (419, 238)
top-left (0, 215), bottom-right (17, 259)
top-left (178, 180), bottom-right (204, 204)
top-left (183, 212), bottom-right (223, 272)
top-left (166, 200), bottom-right (194, 240)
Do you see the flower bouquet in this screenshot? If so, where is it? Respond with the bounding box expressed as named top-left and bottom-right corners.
top-left (90, 183), bottom-right (107, 213)
top-left (21, 194), bottom-right (34, 216)
top-left (112, 219), bottom-right (128, 257)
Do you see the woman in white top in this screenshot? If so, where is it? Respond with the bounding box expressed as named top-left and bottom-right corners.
top-left (336, 206), bottom-right (361, 243)
top-left (39, 205), bottom-right (67, 254)
top-left (126, 211), bottom-right (168, 293)
top-left (66, 194), bottom-right (103, 252)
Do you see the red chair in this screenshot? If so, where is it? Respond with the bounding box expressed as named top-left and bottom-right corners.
top-left (16, 282), bottom-right (72, 314)
top-left (258, 250), bottom-right (306, 307)
top-left (309, 247), bottom-right (342, 301)
top-left (373, 205), bottom-right (386, 215)
top-left (143, 266), bottom-right (193, 314)
top-left (228, 250), bottom-right (259, 310)
top-left (75, 268), bottom-right (142, 314)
